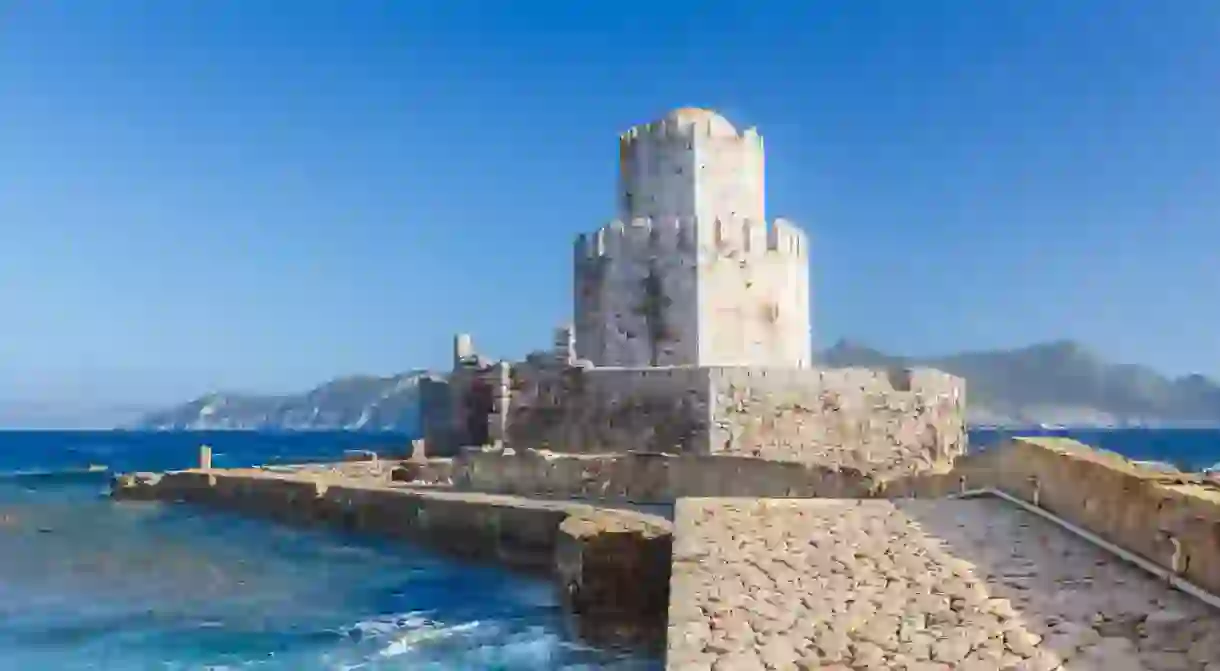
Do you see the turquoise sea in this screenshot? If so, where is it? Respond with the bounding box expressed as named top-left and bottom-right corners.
top-left (0, 431), bottom-right (659, 671)
top-left (0, 429), bottom-right (1217, 670)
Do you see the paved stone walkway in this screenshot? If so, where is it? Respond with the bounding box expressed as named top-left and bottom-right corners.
top-left (668, 498), bottom-right (1220, 671)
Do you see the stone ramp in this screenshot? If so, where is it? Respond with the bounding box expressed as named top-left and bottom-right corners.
top-left (668, 498), bottom-right (1220, 671)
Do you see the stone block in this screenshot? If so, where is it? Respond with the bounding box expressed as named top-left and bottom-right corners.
top-left (555, 510), bottom-right (673, 618)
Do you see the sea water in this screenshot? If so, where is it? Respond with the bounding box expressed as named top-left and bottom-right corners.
top-left (0, 432), bottom-right (661, 670)
top-left (0, 429), bottom-right (1217, 670)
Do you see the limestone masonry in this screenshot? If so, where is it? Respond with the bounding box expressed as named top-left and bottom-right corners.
top-left (112, 437), bottom-right (1220, 669)
top-left (422, 108), bottom-right (966, 470)
top-left (110, 107), bottom-right (1220, 670)
top-left (576, 107), bottom-right (809, 368)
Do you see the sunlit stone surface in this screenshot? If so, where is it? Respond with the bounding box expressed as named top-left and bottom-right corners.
top-left (669, 498), bottom-right (1220, 671)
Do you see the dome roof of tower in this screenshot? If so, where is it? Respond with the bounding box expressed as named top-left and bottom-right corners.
top-left (662, 107), bottom-right (739, 137)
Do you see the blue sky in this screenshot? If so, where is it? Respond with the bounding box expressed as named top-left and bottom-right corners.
top-left (2, 1), bottom-right (1219, 410)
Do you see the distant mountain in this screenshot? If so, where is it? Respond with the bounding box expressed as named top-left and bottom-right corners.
top-left (131, 340), bottom-right (1220, 432)
top-left (823, 339), bottom-right (1220, 428)
top-left (132, 372), bottom-right (427, 433)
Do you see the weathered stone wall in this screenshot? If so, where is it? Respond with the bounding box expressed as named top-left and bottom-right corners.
top-left (422, 337), bottom-right (512, 456)
top-left (111, 470), bottom-right (571, 566)
top-left (574, 218), bottom-right (701, 367)
top-left (894, 437), bottom-right (1220, 597)
top-left (555, 510), bottom-right (672, 622)
top-left (418, 375), bottom-right (456, 455)
top-left (574, 219), bottom-right (811, 370)
top-left (574, 109), bottom-right (811, 369)
top-left (447, 438), bottom-right (1220, 601)
top-left (697, 218), bottom-right (812, 368)
top-left (110, 468), bottom-right (674, 625)
top-left (504, 366), bottom-right (713, 455)
top-left (452, 449), bottom-right (881, 503)
top-left (616, 108), bottom-right (765, 224)
top-left (502, 363), bottom-right (966, 472)
top-left (707, 366), bottom-right (967, 473)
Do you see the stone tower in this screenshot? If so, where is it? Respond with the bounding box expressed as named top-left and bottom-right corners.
top-left (574, 108), bottom-right (812, 368)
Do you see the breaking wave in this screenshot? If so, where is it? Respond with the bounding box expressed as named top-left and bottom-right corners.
top-left (0, 431), bottom-right (662, 670)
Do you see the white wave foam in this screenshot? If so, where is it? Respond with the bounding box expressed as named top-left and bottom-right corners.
top-left (377, 620), bottom-right (481, 659)
top-left (345, 610), bottom-right (432, 640)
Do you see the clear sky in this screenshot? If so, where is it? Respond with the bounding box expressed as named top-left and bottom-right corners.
top-left (2, 1), bottom-right (1219, 412)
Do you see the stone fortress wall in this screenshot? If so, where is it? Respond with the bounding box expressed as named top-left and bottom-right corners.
top-left (575, 107), bottom-right (811, 369)
top-left (573, 217), bottom-right (811, 369)
top-left (424, 108), bottom-right (964, 472)
top-left (616, 106), bottom-right (765, 223)
top-left (502, 357), bottom-right (965, 468)
top-left (425, 330), bottom-right (966, 474)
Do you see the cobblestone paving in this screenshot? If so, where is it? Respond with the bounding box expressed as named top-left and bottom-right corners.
top-left (668, 498), bottom-right (1220, 671)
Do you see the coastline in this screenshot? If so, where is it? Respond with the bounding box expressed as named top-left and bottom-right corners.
top-left (110, 437), bottom-right (1220, 669)
top-left (110, 460), bottom-right (675, 654)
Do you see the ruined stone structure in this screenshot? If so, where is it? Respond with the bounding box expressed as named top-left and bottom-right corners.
top-left (110, 109), bottom-right (1220, 671)
top-left (575, 107), bottom-right (811, 368)
top-left (421, 108), bottom-right (966, 471)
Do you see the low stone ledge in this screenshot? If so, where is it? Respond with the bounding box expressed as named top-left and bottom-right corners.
top-left (555, 509), bottom-right (673, 618)
top-left (109, 466), bottom-right (674, 626)
top-left (887, 437), bottom-right (1220, 596)
top-left (452, 449), bottom-right (881, 503)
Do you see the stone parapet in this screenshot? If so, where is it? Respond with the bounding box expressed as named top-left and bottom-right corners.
top-left (110, 467), bottom-right (674, 625)
top-left (506, 366), bottom-right (714, 455)
top-left (706, 366), bottom-right (966, 471)
top-left (451, 448), bottom-right (881, 503)
top-left (889, 437), bottom-right (1220, 598)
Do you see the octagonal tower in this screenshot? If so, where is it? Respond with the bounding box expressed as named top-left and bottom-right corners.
top-left (574, 108), bottom-right (812, 368)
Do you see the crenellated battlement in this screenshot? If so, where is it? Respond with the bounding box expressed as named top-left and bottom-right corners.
top-left (575, 107), bottom-right (810, 369)
top-left (574, 217), bottom-right (691, 261)
top-left (767, 217), bottom-right (807, 256)
top-left (574, 216), bottom-right (808, 262)
top-left (618, 119), bottom-right (763, 149)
